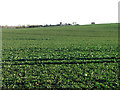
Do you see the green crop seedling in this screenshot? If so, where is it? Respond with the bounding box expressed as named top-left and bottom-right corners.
top-left (2, 23), bottom-right (119, 89)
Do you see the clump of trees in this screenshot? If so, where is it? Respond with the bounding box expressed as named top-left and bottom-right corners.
top-left (1, 22), bottom-right (80, 29)
top-left (91, 22), bottom-right (95, 24)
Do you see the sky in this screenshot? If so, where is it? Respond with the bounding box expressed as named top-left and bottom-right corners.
top-left (0, 0), bottom-right (119, 26)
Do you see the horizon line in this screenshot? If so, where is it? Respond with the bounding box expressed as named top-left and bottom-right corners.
top-left (0, 22), bottom-right (118, 27)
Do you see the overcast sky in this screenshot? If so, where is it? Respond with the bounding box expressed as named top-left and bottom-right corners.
top-left (0, 0), bottom-right (119, 26)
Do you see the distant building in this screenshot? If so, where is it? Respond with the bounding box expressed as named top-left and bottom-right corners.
top-left (75, 24), bottom-right (79, 26)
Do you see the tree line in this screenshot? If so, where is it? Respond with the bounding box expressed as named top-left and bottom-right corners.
top-left (0, 22), bottom-right (80, 29)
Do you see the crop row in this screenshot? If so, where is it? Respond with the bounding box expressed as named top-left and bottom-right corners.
top-left (2, 62), bottom-right (119, 88)
top-left (2, 46), bottom-right (119, 61)
top-left (2, 59), bottom-right (120, 65)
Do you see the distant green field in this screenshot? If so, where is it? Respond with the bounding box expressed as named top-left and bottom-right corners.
top-left (2, 23), bottom-right (119, 89)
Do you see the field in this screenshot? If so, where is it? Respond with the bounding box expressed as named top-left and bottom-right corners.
top-left (2, 23), bottom-right (120, 89)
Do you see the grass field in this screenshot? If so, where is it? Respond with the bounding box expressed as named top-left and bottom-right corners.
top-left (2, 23), bottom-right (119, 89)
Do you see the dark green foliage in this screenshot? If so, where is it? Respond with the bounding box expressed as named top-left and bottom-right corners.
top-left (2, 23), bottom-right (119, 89)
